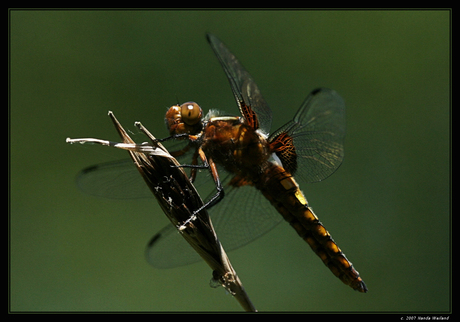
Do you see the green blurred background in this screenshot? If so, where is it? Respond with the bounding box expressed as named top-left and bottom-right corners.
top-left (10, 10), bottom-right (450, 312)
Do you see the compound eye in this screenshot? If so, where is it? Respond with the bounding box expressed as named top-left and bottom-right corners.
top-left (180, 102), bottom-right (202, 125)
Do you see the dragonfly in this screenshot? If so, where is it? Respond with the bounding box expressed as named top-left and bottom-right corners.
top-left (77, 33), bottom-right (367, 293)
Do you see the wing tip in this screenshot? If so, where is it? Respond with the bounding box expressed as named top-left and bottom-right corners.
top-left (147, 232), bottom-right (162, 248)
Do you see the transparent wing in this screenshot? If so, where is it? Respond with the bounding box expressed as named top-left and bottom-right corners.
top-left (269, 88), bottom-right (346, 183)
top-left (75, 140), bottom-right (195, 200)
top-left (207, 33), bottom-right (272, 134)
top-left (146, 173), bottom-right (282, 268)
top-left (76, 159), bottom-right (283, 268)
top-left (76, 159), bottom-right (152, 199)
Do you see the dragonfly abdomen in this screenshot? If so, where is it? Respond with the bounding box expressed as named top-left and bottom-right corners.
top-left (256, 162), bottom-right (367, 293)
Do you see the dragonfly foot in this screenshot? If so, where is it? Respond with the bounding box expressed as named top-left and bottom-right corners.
top-left (177, 214), bottom-right (197, 231)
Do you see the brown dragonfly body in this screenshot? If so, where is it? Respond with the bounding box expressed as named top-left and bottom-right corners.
top-left (165, 101), bottom-right (366, 292)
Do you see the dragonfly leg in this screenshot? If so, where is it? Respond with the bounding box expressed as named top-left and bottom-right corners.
top-left (169, 150), bottom-right (208, 172)
top-left (189, 148), bottom-right (199, 183)
top-left (161, 134), bottom-right (203, 183)
top-left (168, 142), bottom-right (203, 183)
top-left (154, 133), bottom-right (191, 143)
top-left (155, 133), bottom-right (201, 145)
top-left (177, 148), bottom-right (225, 230)
top-left (197, 148), bottom-right (225, 208)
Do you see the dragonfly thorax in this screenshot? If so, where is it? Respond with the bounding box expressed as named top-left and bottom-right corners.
top-left (202, 119), bottom-right (271, 180)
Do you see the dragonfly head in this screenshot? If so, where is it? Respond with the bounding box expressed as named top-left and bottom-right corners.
top-left (165, 101), bottom-right (203, 135)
